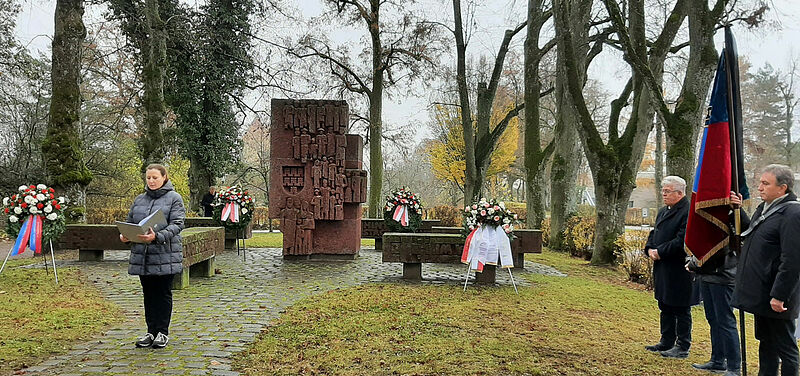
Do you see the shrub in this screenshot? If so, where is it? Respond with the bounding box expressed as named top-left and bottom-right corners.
top-left (540, 217), bottom-right (551, 246)
top-left (615, 229), bottom-right (654, 288)
top-left (86, 207), bottom-right (128, 224)
top-left (563, 215), bottom-right (596, 260)
top-left (426, 205), bottom-right (462, 227)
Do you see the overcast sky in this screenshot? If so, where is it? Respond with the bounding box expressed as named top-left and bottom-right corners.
top-left (13, 0), bottom-right (800, 141)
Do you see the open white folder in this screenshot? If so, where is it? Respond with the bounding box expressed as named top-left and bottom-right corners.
top-left (115, 209), bottom-right (168, 244)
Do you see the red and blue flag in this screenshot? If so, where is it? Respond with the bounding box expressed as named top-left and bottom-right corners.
top-left (684, 27), bottom-right (749, 265)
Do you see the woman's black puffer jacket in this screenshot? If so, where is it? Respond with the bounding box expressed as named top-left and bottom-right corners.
top-left (126, 181), bottom-right (185, 276)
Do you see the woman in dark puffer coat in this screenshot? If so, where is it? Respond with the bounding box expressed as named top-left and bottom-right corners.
top-left (119, 163), bottom-right (185, 349)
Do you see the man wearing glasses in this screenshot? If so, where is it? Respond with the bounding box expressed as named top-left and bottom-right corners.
top-left (644, 176), bottom-right (699, 359)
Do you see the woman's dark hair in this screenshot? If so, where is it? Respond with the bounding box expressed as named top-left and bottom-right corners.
top-left (146, 163), bottom-right (170, 182)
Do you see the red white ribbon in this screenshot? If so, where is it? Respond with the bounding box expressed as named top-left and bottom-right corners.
top-left (461, 225), bottom-right (513, 272)
top-left (220, 202), bottom-right (240, 223)
top-left (392, 205), bottom-right (409, 226)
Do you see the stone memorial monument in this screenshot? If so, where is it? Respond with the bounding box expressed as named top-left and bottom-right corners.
top-left (269, 99), bottom-right (367, 258)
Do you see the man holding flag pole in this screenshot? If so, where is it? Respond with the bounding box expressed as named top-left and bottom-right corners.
top-left (684, 25), bottom-right (753, 376)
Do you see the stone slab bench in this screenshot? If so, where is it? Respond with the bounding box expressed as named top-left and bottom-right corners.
top-left (55, 224), bottom-right (224, 289)
top-left (381, 229), bottom-right (543, 282)
top-left (184, 217), bottom-right (252, 250)
top-left (361, 219), bottom-right (442, 250)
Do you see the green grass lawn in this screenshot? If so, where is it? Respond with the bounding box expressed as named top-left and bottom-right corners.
top-left (248, 232), bottom-right (375, 248)
top-left (0, 259), bottom-right (122, 375)
top-left (234, 249), bottom-right (762, 376)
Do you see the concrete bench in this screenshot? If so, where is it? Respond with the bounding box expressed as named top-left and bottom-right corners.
top-left (56, 224), bottom-right (224, 289)
top-left (361, 218), bottom-right (442, 250)
top-left (184, 217), bottom-right (252, 250)
top-left (381, 229), bottom-right (542, 282)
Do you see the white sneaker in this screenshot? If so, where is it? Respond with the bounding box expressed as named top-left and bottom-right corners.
top-left (135, 333), bottom-right (154, 348)
top-left (152, 332), bottom-right (169, 348)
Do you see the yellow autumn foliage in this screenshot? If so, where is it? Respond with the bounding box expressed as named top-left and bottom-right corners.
top-left (427, 102), bottom-right (520, 189)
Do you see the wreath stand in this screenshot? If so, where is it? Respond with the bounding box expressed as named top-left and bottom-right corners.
top-left (0, 240), bottom-right (59, 285)
top-left (235, 228), bottom-right (247, 261)
top-left (462, 264), bottom-right (517, 294)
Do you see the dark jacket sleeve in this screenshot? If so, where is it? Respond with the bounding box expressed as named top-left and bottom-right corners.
top-left (657, 210), bottom-right (688, 260)
top-left (770, 208), bottom-right (800, 302)
top-left (155, 193), bottom-right (185, 244)
top-left (644, 228), bottom-right (655, 255)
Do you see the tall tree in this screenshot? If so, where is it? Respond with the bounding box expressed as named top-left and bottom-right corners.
top-left (452, 0), bottom-right (539, 204)
top-left (555, 0), bottom-right (685, 264)
top-left (106, 0), bottom-right (169, 171)
top-left (0, 2), bottom-right (51, 191)
top-left (292, 0), bottom-right (440, 217)
top-left (42, 0), bottom-right (93, 220)
top-left (167, 0), bottom-right (253, 212)
top-left (523, 0), bottom-right (556, 227)
top-left (777, 59), bottom-right (799, 167)
top-left (604, 0), bottom-right (767, 183)
top-left (427, 102), bottom-right (520, 194)
top-left (741, 63), bottom-right (792, 172)
top-left (548, 0), bottom-right (594, 250)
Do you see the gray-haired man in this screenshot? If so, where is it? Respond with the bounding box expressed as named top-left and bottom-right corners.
top-left (644, 176), bottom-right (699, 358)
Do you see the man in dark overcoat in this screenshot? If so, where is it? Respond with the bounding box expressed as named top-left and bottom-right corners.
top-left (644, 175), bottom-right (699, 359)
top-left (200, 186), bottom-right (216, 217)
top-left (733, 164), bottom-right (800, 376)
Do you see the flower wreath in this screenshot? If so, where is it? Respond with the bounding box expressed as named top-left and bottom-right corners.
top-left (461, 198), bottom-right (520, 271)
top-left (462, 198), bottom-right (518, 238)
top-left (3, 184), bottom-right (68, 254)
top-left (383, 187), bottom-right (423, 232)
top-left (212, 185), bottom-right (255, 231)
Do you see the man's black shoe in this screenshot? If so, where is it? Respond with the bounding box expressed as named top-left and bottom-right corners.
top-left (645, 342), bottom-right (672, 352)
top-left (660, 346), bottom-right (689, 358)
top-left (691, 361), bottom-right (726, 373)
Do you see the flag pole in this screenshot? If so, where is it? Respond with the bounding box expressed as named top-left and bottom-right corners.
top-left (724, 24), bottom-right (747, 376)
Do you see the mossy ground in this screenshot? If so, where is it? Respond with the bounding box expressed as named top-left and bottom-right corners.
top-left (234, 249), bottom-right (762, 375)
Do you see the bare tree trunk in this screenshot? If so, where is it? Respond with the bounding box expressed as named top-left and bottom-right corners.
top-left (549, 0), bottom-right (589, 250)
top-left (139, 0), bottom-right (167, 171)
top-left (43, 0), bottom-right (92, 222)
top-left (453, 0), bottom-right (476, 204)
top-left (592, 183), bottom-right (629, 264)
top-left (555, 0), bottom-right (677, 264)
top-left (655, 118), bottom-right (664, 210)
top-left (366, 0), bottom-right (384, 217)
top-left (523, 0), bottom-right (554, 228)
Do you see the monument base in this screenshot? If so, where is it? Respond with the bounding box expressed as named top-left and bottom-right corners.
top-left (283, 253), bottom-right (359, 261)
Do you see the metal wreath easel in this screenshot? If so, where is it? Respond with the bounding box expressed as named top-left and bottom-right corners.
top-left (235, 227), bottom-right (247, 260)
top-left (462, 264), bottom-right (518, 294)
top-left (0, 240), bottom-right (59, 285)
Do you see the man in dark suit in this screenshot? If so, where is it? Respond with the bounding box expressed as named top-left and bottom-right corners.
top-left (733, 164), bottom-right (800, 376)
top-left (644, 175), bottom-right (699, 359)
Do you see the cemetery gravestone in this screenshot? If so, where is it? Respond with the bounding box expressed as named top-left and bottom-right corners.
top-left (269, 99), bottom-right (367, 258)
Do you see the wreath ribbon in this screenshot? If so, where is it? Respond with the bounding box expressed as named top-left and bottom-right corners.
top-left (392, 205), bottom-right (410, 226)
top-left (461, 225), bottom-right (513, 272)
top-left (220, 202), bottom-right (240, 223)
top-left (11, 214), bottom-right (44, 255)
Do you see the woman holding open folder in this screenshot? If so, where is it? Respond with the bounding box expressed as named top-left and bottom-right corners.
top-left (119, 163), bottom-right (185, 349)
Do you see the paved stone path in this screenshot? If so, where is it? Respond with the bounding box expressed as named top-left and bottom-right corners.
top-left (20, 248), bottom-right (564, 375)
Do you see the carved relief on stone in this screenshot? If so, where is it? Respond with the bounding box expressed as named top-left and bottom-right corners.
top-left (270, 99), bottom-right (367, 256)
